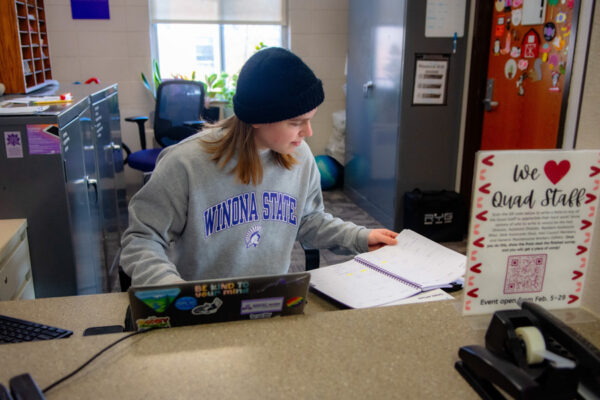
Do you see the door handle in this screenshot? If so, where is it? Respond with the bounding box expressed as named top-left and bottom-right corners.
top-left (85, 175), bottom-right (98, 200)
top-left (483, 99), bottom-right (499, 111)
top-left (363, 81), bottom-right (374, 97)
top-left (483, 79), bottom-right (499, 111)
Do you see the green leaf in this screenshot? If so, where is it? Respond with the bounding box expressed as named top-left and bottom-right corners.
top-left (206, 73), bottom-right (217, 86)
top-left (141, 72), bottom-right (155, 99)
top-left (153, 59), bottom-right (162, 80)
top-left (141, 72), bottom-right (151, 91)
top-left (152, 59), bottom-right (162, 90)
top-left (191, 71), bottom-right (196, 81)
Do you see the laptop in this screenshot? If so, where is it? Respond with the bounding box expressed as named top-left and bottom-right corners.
top-left (126, 272), bottom-right (310, 331)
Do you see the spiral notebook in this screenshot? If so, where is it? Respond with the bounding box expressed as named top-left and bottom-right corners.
top-left (309, 229), bottom-right (466, 308)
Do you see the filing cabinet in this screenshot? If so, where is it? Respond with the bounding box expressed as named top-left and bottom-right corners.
top-left (0, 219), bottom-right (35, 300)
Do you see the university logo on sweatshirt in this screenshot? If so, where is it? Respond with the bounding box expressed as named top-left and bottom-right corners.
top-left (203, 191), bottom-right (297, 237)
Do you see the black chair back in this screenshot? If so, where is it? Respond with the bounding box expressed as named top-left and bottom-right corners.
top-left (154, 80), bottom-right (205, 147)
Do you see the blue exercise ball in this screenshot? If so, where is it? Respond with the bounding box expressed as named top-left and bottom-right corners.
top-left (315, 155), bottom-right (343, 190)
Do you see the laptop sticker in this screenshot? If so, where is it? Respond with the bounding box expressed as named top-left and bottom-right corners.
top-left (240, 297), bottom-right (284, 315)
top-left (286, 297), bottom-right (304, 308)
top-left (194, 281), bottom-right (250, 298)
top-left (135, 288), bottom-right (181, 312)
top-left (174, 296), bottom-right (198, 311)
top-left (249, 313), bottom-right (273, 320)
top-left (136, 316), bottom-right (171, 330)
top-left (191, 297), bottom-right (223, 315)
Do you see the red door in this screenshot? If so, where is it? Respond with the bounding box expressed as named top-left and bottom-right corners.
top-left (480, 0), bottom-right (578, 150)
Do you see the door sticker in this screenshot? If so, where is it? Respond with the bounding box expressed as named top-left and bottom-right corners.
top-left (505, 59), bottom-right (518, 79)
top-left (544, 22), bottom-right (556, 41)
top-left (522, 29), bottom-right (540, 58)
top-left (512, 9), bottom-right (522, 26)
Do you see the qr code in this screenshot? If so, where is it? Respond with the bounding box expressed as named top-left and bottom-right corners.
top-left (503, 254), bottom-right (547, 294)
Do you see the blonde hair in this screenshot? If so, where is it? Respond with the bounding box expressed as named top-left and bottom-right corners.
top-left (200, 116), bottom-right (297, 185)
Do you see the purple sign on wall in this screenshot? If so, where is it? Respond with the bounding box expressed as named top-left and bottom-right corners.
top-left (71, 0), bottom-right (110, 20)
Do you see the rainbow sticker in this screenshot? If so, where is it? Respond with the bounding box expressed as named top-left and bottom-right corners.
top-left (135, 288), bottom-right (181, 312)
top-left (286, 297), bottom-right (304, 308)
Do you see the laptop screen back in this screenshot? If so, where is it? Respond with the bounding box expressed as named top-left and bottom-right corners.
top-left (127, 272), bottom-right (310, 330)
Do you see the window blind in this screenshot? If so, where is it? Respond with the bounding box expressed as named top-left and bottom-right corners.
top-left (150, 0), bottom-right (287, 25)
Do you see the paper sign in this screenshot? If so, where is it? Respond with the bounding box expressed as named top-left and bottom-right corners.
top-left (462, 150), bottom-right (600, 315)
top-left (425, 0), bottom-right (467, 37)
top-left (412, 58), bottom-right (449, 105)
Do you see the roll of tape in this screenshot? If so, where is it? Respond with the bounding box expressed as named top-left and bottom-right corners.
top-left (515, 326), bottom-right (546, 365)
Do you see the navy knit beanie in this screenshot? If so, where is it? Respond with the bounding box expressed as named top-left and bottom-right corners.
top-left (233, 47), bottom-right (324, 124)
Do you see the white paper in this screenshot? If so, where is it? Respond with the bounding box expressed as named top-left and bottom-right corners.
top-left (425, 0), bottom-right (467, 38)
top-left (309, 260), bottom-right (420, 309)
top-left (356, 229), bottom-right (466, 290)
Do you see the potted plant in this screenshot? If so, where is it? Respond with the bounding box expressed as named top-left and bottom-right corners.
top-left (203, 72), bottom-right (237, 120)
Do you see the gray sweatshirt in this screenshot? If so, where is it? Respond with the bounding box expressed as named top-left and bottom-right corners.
top-left (120, 128), bottom-right (370, 286)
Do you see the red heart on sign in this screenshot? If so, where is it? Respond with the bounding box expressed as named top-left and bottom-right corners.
top-left (544, 160), bottom-right (570, 184)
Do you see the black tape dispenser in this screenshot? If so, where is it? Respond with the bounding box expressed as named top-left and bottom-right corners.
top-left (455, 301), bottom-right (600, 399)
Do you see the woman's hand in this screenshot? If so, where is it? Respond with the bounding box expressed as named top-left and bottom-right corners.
top-left (367, 229), bottom-right (398, 251)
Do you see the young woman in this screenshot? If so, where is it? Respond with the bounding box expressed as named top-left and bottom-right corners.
top-left (120, 47), bottom-right (397, 286)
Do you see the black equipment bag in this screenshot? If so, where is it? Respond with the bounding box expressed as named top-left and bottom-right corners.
top-left (403, 189), bottom-right (466, 242)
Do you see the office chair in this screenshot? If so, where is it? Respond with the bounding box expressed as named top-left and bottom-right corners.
top-left (122, 80), bottom-right (207, 173)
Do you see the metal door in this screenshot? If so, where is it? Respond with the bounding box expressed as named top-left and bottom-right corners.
top-left (345, 0), bottom-right (405, 228)
top-left (90, 92), bottom-right (120, 290)
top-left (62, 107), bottom-right (103, 294)
top-left (106, 89), bottom-right (128, 236)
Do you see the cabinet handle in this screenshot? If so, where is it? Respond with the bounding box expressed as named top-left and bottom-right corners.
top-left (363, 81), bottom-right (374, 97)
top-left (105, 142), bottom-right (121, 151)
top-left (85, 176), bottom-right (98, 199)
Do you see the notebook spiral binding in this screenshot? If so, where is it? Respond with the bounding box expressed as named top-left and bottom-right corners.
top-left (354, 257), bottom-right (421, 290)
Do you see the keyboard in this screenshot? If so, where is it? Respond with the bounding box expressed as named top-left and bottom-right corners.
top-left (0, 314), bottom-right (73, 344)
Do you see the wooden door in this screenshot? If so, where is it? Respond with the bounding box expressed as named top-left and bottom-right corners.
top-left (480, 0), bottom-right (579, 150)
top-left (460, 0), bottom-right (581, 208)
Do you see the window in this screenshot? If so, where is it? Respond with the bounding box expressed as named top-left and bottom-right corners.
top-left (150, 0), bottom-right (287, 82)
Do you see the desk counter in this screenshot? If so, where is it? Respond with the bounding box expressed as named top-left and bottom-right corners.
top-left (1, 293), bottom-right (599, 399)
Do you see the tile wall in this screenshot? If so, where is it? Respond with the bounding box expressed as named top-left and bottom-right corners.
top-left (45, 0), bottom-right (154, 187)
top-left (288, 0), bottom-right (348, 157)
